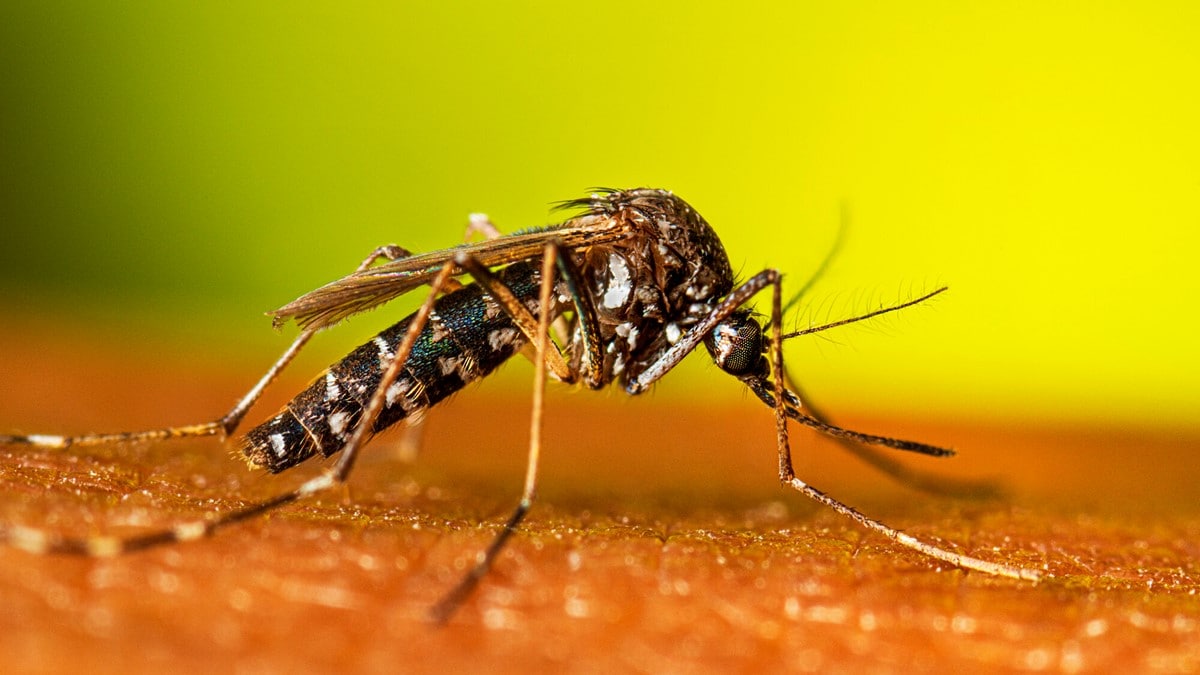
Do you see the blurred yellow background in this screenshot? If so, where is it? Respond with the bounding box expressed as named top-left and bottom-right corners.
top-left (1, 3), bottom-right (1196, 431)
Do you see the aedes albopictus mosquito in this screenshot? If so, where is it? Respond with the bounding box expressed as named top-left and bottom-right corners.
top-left (0, 188), bottom-right (1041, 621)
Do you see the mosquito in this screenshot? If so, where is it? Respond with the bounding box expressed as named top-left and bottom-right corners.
top-left (0, 188), bottom-right (1041, 622)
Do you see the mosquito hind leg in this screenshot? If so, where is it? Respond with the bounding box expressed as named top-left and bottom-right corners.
top-left (357, 244), bottom-right (410, 271)
top-left (2, 260), bottom-right (462, 561)
top-left (0, 243), bottom-right (440, 451)
top-left (453, 251), bottom-right (574, 383)
top-left (464, 213), bottom-right (503, 242)
top-left (223, 243), bottom-right (460, 439)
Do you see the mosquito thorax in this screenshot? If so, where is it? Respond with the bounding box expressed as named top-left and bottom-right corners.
top-left (704, 311), bottom-right (768, 378)
top-left (571, 189), bottom-right (736, 383)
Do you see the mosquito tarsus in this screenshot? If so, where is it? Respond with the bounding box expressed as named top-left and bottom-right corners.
top-left (0, 188), bottom-right (1041, 623)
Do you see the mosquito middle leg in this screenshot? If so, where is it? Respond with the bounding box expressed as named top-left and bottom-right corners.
top-left (453, 251), bottom-right (574, 383)
top-left (428, 243), bottom-right (561, 623)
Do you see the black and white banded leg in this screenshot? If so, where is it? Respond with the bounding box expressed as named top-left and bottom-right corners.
top-left (0, 255), bottom-right (461, 557)
top-left (427, 243), bottom-right (563, 623)
top-left (628, 270), bottom-right (1042, 582)
top-left (759, 272), bottom-right (1038, 580)
top-left (0, 243), bottom-right (425, 452)
top-left (1, 243), bottom-right (585, 623)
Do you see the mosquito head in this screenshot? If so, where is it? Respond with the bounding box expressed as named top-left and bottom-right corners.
top-left (704, 310), bottom-right (768, 378)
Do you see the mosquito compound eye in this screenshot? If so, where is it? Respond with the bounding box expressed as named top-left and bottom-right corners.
top-left (704, 315), bottom-right (765, 377)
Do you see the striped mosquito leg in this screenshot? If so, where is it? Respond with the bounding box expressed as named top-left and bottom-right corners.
top-left (223, 243), bottom-right (444, 438)
top-left (0, 424), bottom-right (224, 451)
top-left (758, 277), bottom-right (1042, 582)
top-left (766, 270), bottom-right (791, 484)
top-left (0, 327), bottom-right (317, 451)
top-left (0, 260), bottom-right (463, 561)
top-left (779, 478), bottom-right (1043, 580)
top-left (1, 487), bottom-right (308, 557)
top-left (464, 213), bottom-right (503, 241)
top-left (0, 244), bottom-right (436, 451)
top-left (429, 243), bottom-right (560, 623)
top-left (327, 260), bottom-right (459, 482)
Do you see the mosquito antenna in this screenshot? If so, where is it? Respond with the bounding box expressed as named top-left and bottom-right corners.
top-left (782, 201), bottom-right (849, 314)
top-left (782, 286), bottom-right (947, 340)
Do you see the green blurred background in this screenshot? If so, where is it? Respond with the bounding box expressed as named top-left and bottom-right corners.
top-left (1, 2), bottom-right (1196, 431)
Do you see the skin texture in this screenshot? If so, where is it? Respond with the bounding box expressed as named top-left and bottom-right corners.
top-left (1, 328), bottom-right (1198, 674)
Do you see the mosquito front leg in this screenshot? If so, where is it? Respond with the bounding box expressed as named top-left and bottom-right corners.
top-left (774, 455), bottom-right (1043, 580)
top-left (756, 277), bottom-right (1043, 581)
top-left (626, 270), bottom-right (781, 393)
top-left (772, 216), bottom-right (991, 493)
top-left (626, 268), bottom-right (1041, 581)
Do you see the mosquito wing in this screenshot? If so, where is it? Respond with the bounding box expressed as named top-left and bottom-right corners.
top-left (269, 215), bottom-right (629, 330)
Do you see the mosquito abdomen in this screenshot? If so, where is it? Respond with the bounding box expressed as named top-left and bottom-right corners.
top-left (242, 262), bottom-right (546, 473)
